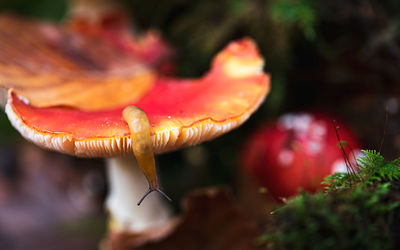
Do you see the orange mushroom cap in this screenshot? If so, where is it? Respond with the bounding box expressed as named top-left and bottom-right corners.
top-left (0, 16), bottom-right (270, 158)
top-left (67, 10), bottom-right (174, 73)
top-left (0, 14), bottom-right (174, 110)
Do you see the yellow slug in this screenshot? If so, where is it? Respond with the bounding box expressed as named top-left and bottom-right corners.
top-left (122, 106), bottom-right (171, 205)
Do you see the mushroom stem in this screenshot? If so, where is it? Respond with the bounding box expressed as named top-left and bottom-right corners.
top-left (106, 156), bottom-right (172, 232)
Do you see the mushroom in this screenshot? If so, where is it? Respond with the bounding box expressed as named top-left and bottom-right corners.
top-left (0, 15), bottom-right (270, 236)
top-left (0, 14), bottom-right (167, 111)
top-left (67, 0), bottom-right (174, 75)
top-left (241, 112), bottom-right (360, 200)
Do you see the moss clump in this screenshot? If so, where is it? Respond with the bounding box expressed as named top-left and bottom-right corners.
top-left (261, 150), bottom-right (400, 250)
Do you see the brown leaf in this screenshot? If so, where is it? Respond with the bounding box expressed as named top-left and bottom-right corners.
top-left (107, 187), bottom-right (263, 250)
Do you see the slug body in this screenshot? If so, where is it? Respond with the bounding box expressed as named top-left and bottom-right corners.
top-left (122, 106), bottom-right (171, 205)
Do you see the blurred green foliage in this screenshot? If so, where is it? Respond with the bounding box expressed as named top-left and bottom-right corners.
top-left (262, 185), bottom-right (399, 250)
top-left (0, 113), bottom-right (18, 141)
top-left (270, 0), bottom-right (316, 40)
top-left (0, 0), bottom-right (66, 20)
top-left (325, 150), bottom-right (400, 191)
top-left (262, 150), bottom-right (400, 249)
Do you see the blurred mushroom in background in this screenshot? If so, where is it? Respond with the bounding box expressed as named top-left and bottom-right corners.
top-left (240, 112), bottom-right (361, 201)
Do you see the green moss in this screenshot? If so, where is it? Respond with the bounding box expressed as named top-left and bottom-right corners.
top-left (261, 150), bottom-right (400, 250)
top-left (324, 150), bottom-right (400, 191)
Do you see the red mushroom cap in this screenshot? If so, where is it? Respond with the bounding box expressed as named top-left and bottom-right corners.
top-left (241, 112), bottom-right (361, 199)
top-left (0, 15), bottom-right (270, 158)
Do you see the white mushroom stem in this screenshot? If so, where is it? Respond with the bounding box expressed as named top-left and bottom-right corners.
top-left (106, 156), bottom-right (172, 232)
